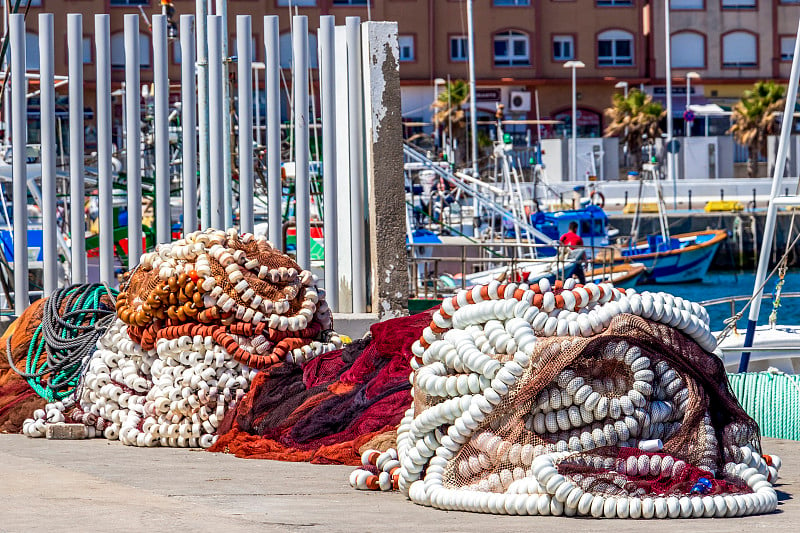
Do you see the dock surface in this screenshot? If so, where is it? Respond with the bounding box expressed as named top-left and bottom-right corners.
top-left (0, 434), bottom-right (796, 532)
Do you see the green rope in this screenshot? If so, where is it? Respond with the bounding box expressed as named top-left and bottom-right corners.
top-left (6, 284), bottom-right (118, 402)
top-left (727, 371), bottom-right (800, 441)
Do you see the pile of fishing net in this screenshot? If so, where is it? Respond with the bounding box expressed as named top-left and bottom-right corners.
top-left (9, 229), bottom-right (342, 448)
top-left (209, 310), bottom-right (432, 464)
top-left (349, 279), bottom-right (783, 518)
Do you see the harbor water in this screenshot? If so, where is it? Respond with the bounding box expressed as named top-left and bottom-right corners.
top-left (640, 270), bottom-right (800, 331)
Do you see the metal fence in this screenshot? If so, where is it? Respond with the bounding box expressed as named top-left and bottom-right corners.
top-left (5, 10), bottom-right (395, 316)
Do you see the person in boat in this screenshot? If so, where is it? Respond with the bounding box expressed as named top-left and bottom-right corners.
top-left (560, 221), bottom-right (586, 284)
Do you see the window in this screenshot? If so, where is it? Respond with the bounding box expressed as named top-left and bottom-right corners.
top-left (671, 32), bottom-right (705, 68)
top-left (722, 31), bottom-right (757, 67)
top-left (781, 37), bottom-right (795, 61)
top-left (493, 30), bottom-right (529, 67)
top-left (110, 0), bottom-right (149, 5)
top-left (279, 32), bottom-right (319, 69)
top-left (450, 36), bottom-right (467, 62)
top-left (398, 35), bottom-right (414, 62)
top-left (494, 0), bottom-right (530, 5)
top-left (83, 37), bottom-right (92, 65)
top-left (332, 0), bottom-right (368, 5)
top-left (670, 0), bottom-right (703, 8)
top-left (597, 1), bottom-right (633, 5)
top-left (25, 32), bottom-right (39, 70)
top-left (553, 35), bottom-right (574, 61)
top-left (721, 0), bottom-right (755, 7)
top-left (278, 0), bottom-right (316, 5)
top-left (597, 30), bottom-right (633, 66)
top-left (110, 32), bottom-right (151, 69)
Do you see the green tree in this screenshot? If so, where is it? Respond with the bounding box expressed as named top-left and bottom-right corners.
top-left (603, 89), bottom-right (665, 171)
top-left (728, 81), bottom-right (786, 178)
top-left (432, 80), bottom-right (470, 164)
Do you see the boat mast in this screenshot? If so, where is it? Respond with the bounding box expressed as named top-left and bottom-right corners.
top-left (739, 19), bottom-right (800, 372)
top-left (466, 0), bottom-right (478, 177)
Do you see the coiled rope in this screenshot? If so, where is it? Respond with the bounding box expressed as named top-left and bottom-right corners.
top-left (6, 283), bottom-right (118, 402)
top-left (727, 369), bottom-right (800, 441)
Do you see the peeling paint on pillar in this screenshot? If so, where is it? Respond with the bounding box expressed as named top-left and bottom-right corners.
top-left (362, 22), bottom-right (408, 318)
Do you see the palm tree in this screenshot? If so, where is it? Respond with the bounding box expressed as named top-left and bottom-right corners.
top-left (604, 89), bottom-right (665, 171)
top-left (728, 81), bottom-right (786, 178)
top-left (432, 80), bottom-right (470, 164)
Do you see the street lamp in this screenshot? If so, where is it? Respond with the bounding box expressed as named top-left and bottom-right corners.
top-left (614, 80), bottom-right (629, 98)
top-left (685, 71), bottom-right (700, 137)
top-left (433, 77), bottom-right (445, 149)
top-left (564, 60), bottom-right (585, 182)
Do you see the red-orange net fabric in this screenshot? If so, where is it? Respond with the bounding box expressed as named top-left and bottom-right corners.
top-left (209, 310), bottom-right (434, 464)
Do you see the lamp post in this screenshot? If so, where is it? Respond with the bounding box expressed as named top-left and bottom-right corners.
top-left (564, 60), bottom-right (585, 182)
top-left (433, 77), bottom-right (445, 149)
top-left (685, 71), bottom-right (700, 137)
top-left (665, 0), bottom-right (677, 209)
top-left (614, 80), bottom-right (629, 98)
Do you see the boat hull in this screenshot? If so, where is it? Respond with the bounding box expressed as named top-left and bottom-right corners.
top-left (616, 230), bottom-right (726, 283)
top-left (714, 324), bottom-right (800, 374)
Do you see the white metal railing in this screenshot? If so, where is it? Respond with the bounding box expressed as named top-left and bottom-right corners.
top-left (5, 10), bottom-right (392, 315)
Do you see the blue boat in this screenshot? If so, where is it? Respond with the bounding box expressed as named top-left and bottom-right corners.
top-left (528, 204), bottom-right (612, 257)
top-left (615, 229), bottom-right (727, 283)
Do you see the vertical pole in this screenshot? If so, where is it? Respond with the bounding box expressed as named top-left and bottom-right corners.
top-left (181, 15), bottom-right (198, 236)
top-left (95, 15), bottom-right (114, 285)
top-left (346, 17), bottom-right (366, 312)
top-left (208, 15), bottom-right (225, 229)
top-left (254, 67), bottom-right (261, 147)
top-left (153, 15), bottom-right (171, 244)
top-left (265, 16), bottom-right (282, 247)
top-left (216, 0), bottom-right (233, 227)
top-left (125, 14), bottom-right (143, 267)
top-left (740, 18), bottom-right (800, 372)
top-left (664, 0), bottom-right (676, 209)
top-left (196, 0), bottom-right (211, 229)
top-left (334, 25), bottom-right (353, 312)
top-left (293, 16), bottom-right (310, 270)
top-left (571, 66), bottom-right (577, 182)
top-left (68, 14), bottom-right (86, 283)
top-left (319, 16), bottom-right (338, 312)
top-left (237, 15), bottom-right (254, 234)
top-left (686, 76), bottom-right (692, 137)
top-left (466, 0), bottom-right (478, 176)
top-left (40, 14), bottom-right (57, 296)
top-left (10, 14), bottom-right (27, 313)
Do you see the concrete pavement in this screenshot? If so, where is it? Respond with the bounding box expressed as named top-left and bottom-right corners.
top-left (0, 434), bottom-right (796, 533)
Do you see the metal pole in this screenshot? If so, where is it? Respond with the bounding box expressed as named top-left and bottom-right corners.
top-left (686, 76), bottom-right (692, 137)
top-left (153, 15), bottom-right (171, 244)
top-left (208, 15), bottom-right (225, 229)
top-left (319, 15), bottom-right (338, 312)
top-left (254, 67), bottom-right (261, 147)
top-left (39, 14), bottom-right (57, 296)
top-left (293, 15), bottom-right (310, 270)
top-left (346, 17), bottom-right (366, 312)
top-left (466, 0), bottom-right (478, 176)
top-left (571, 66), bottom-right (577, 182)
top-left (196, 0), bottom-right (211, 229)
top-left (68, 14), bottom-right (86, 284)
top-left (95, 15), bottom-right (114, 285)
top-left (265, 16), bottom-right (282, 246)
top-left (664, 0), bottom-right (676, 209)
top-left (124, 14), bottom-right (143, 267)
top-left (10, 14), bottom-right (27, 313)
top-left (216, 0), bottom-right (233, 227)
top-left (237, 15), bottom-right (254, 234)
top-left (181, 15), bottom-right (198, 236)
top-left (740, 19), bottom-right (800, 372)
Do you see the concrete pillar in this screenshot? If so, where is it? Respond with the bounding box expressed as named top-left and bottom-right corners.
top-left (361, 22), bottom-right (407, 318)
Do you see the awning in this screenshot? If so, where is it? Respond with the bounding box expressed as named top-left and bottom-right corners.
top-left (687, 104), bottom-right (732, 117)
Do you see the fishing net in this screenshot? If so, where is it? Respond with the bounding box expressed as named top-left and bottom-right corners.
top-left (350, 279), bottom-right (781, 518)
top-left (210, 310), bottom-right (433, 464)
top-left (18, 229), bottom-right (342, 448)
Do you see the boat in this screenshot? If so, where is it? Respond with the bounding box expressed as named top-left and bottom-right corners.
top-left (614, 229), bottom-right (727, 283)
top-left (585, 262), bottom-right (645, 289)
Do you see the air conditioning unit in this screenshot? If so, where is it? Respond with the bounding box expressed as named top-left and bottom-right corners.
top-left (509, 91), bottom-right (531, 112)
